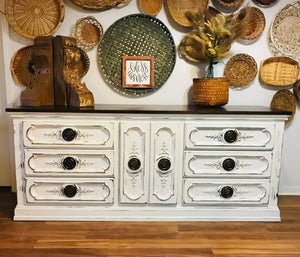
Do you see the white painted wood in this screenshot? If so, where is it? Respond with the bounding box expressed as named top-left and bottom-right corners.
top-left (8, 112), bottom-right (288, 221)
top-left (184, 151), bottom-right (271, 177)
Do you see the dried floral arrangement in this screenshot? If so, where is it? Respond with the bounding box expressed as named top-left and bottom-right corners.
top-left (179, 1), bottom-right (250, 78)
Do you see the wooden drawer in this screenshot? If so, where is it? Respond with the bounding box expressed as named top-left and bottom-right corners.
top-left (185, 123), bottom-right (274, 149)
top-left (183, 179), bottom-right (269, 205)
top-left (24, 149), bottom-right (114, 177)
top-left (184, 151), bottom-right (271, 177)
top-left (26, 178), bottom-right (113, 204)
top-left (23, 121), bottom-right (114, 148)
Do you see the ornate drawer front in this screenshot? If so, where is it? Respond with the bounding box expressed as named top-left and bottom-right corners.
top-left (26, 178), bottom-right (113, 204)
top-left (24, 149), bottom-right (114, 176)
top-left (23, 121), bottom-right (114, 147)
top-left (185, 123), bottom-right (274, 149)
top-left (183, 179), bottom-right (269, 205)
top-left (184, 151), bottom-right (271, 177)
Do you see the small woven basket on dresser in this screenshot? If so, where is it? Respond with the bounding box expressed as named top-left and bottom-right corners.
top-left (193, 78), bottom-right (229, 106)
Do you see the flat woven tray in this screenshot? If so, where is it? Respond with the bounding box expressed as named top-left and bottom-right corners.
top-left (5, 0), bottom-right (65, 39)
top-left (69, 0), bottom-right (131, 11)
top-left (99, 14), bottom-right (176, 96)
top-left (235, 6), bottom-right (265, 44)
top-left (270, 1), bottom-right (300, 60)
top-left (224, 53), bottom-right (258, 87)
top-left (260, 57), bottom-right (300, 87)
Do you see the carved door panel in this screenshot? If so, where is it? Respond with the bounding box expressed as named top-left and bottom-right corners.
top-left (120, 122), bottom-right (150, 203)
top-left (149, 123), bottom-right (180, 204)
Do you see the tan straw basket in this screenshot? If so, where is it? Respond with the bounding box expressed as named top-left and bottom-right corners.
top-left (5, 0), bottom-right (65, 39)
top-left (235, 7), bottom-right (265, 44)
top-left (166, 0), bottom-right (209, 27)
top-left (69, 0), bottom-right (132, 11)
top-left (212, 0), bottom-right (244, 13)
top-left (293, 79), bottom-right (300, 100)
top-left (74, 16), bottom-right (103, 49)
top-left (193, 78), bottom-right (229, 106)
top-left (260, 57), bottom-right (300, 86)
top-left (270, 89), bottom-right (296, 123)
top-left (224, 53), bottom-right (257, 87)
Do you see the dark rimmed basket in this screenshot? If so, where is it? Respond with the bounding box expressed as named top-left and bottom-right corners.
top-left (193, 78), bottom-right (229, 106)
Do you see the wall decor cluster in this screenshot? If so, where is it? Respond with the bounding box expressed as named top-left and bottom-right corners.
top-left (11, 36), bottom-right (94, 107)
top-left (5, 0), bottom-right (65, 39)
top-left (99, 14), bottom-right (176, 96)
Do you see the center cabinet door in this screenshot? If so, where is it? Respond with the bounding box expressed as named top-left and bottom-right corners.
top-left (119, 121), bottom-right (181, 204)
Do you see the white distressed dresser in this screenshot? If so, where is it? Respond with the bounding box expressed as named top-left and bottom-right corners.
top-left (6, 105), bottom-right (290, 221)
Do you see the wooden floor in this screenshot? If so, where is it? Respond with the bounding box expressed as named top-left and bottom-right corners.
top-left (1, 188), bottom-right (300, 257)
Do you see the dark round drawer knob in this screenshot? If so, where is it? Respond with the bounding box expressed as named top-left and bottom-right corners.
top-left (62, 157), bottom-right (77, 170)
top-left (222, 158), bottom-right (235, 171)
top-left (224, 130), bottom-right (238, 143)
top-left (62, 128), bottom-right (77, 142)
top-left (158, 158), bottom-right (171, 171)
top-left (62, 185), bottom-right (78, 198)
top-left (128, 158), bottom-right (141, 171)
top-left (220, 186), bottom-right (234, 199)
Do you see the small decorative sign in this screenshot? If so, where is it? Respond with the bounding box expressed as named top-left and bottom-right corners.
top-left (122, 56), bottom-right (154, 88)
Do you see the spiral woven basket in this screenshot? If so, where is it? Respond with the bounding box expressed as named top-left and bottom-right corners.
top-left (193, 78), bottom-right (229, 106)
top-left (270, 89), bottom-right (296, 123)
top-left (224, 53), bottom-right (257, 87)
top-left (260, 57), bottom-right (300, 86)
top-left (5, 0), bottom-right (65, 39)
top-left (212, 0), bottom-right (244, 13)
top-left (69, 0), bottom-right (131, 11)
top-left (235, 6), bottom-right (265, 44)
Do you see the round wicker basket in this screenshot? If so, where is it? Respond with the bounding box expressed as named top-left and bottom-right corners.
top-left (212, 0), bottom-right (244, 13)
top-left (293, 79), bottom-right (300, 101)
top-left (224, 53), bottom-right (257, 87)
top-left (270, 89), bottom-right (296, 123)
top-left (166, 0), bottom-right (209, 27)
top-left (138, 0), bottom-right (162, 16)
top-left (5, 0), bottom-right (65, 39)
top-left (69, 0), bottom-right (132, 11)
top-left (193, 78), bottom-right (229, 106)
top-left (235, 6), bottom-right (265, 44)
top-left (74, 16), bottom-right (103, 49)
top-left (252, 0), bottom-right (278, 8)
top-left (11, 46), bottom-right (35, 87)
top-left (260, 57), bottom-right (300, 87)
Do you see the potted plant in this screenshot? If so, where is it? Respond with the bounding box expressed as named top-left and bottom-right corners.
top-left (179, 4), bottom-right (249, 106)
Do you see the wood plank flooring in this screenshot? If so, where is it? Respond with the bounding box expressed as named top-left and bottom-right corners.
top-left (0, 187), bottom-right (300, 257)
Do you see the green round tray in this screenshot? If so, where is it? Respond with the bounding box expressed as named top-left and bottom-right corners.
top-left (98, 14), bottom-right (176, 96)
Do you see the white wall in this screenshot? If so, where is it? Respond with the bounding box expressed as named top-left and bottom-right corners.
top-left (0, 0), bottom-right (299, 193)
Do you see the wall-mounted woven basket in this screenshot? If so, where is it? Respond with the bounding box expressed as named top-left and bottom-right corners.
top-left (235, 6), bottom-right (266, 44)
top-left (69, 0), bottom-right (131, 11)
top-left (270, 89), bottom-right (296, 123)
top-left (224, 53), bottom-right (257, 87)
top-left (193, 78), bottom-right (229, 106)
top-left (166, 0), bottom-right (209, 27)
top-left (5, 0), bottom-right (65, 39)
top-left (74, 16), bottom-right (103, 50)
top-left (212, 0), bottom-right (244, 13)
top-left (260, 57), bottom-right (300, 87)
top-left (252, 0), bottom-right (278, 8)
top-left (293, 79), bottom-right (300, 100)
